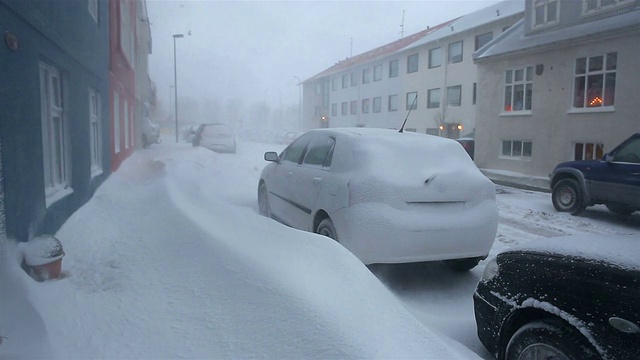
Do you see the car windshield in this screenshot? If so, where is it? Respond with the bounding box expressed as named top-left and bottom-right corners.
top-left (2, 1), bottom-right (639, 359)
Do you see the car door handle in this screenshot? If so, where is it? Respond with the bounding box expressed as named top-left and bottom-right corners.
top-left (312, 177), bottom-right (322, 185)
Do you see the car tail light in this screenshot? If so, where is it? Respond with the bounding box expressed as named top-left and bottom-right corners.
top-left (481, 257), bottom-right (499, 281)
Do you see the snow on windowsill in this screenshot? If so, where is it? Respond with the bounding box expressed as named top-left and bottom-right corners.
top-left (499, 110), bottom-right (532, 117)
top-left (566, 106), bottom-right (615, 115)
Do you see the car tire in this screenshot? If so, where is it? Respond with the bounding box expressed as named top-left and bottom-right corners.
top-left (552, 179), bottom-right (586, 215)
top-left (445, 257), bottom-right (482, 271)
top-left (506, 319), bottom-right (600, 360)
top-left (606, 203), bottom-right (635, 216)
top-left (317, 218), bottom-right (338, 241)
top-left (258, 182), bottom-right (271, 217)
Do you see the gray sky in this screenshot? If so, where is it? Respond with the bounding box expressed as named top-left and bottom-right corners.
top-left (147, 0), bottom-right (502, 111)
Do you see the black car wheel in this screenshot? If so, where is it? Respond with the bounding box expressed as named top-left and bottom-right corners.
top-left (552, 179), bottom-right (586, 215)
top-left (258, 182), bottom-right (271, 217)
top-left (606, 203), bottom-right (635, 216)
top-left (506, 319), bottom-right (599, 360)
top-left (445, 257), bottom-right (482, 271)
top-left (317, 218), bottom-right (338, 241)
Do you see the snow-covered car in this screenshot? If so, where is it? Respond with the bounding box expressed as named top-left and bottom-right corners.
top-left (192, 123), bottom-right (236, 153)
top-left (141, 117), bottom-right (161, 148)
top-left (258, 128), bottom-right (498, 269)
top-left (473, 234), bottom-right (640, 360)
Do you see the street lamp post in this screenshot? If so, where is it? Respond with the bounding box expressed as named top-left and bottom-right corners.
top-left (293, 75), bottom-right (302, 130)
top-left (173, 33), bottom-right (184, 143)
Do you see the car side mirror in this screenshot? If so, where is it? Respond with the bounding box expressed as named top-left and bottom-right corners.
top-left (264, 151), bottom-right (279, 162)
top-left (604, 153), bottom-right (613, 162)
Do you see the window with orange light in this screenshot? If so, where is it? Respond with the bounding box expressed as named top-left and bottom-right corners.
top-left (504, 66), bottom-right (533, 112)
top-left (573, 52), bottom-right (616, 108)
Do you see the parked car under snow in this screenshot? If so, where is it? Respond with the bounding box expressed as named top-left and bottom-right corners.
top-left (474, 234), bottom-right (640, 360)
top-left (258, 128), bottom-right (498, 270)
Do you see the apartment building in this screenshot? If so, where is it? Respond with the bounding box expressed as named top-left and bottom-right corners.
top-left (301, 1), bottom-right (523, 139)
top-left (474, 0), bottom-right (640, 185)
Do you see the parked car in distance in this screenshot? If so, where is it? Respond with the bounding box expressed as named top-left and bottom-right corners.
top-left (549, 133), bottom-right (640, 215)
top-left (192, 123), bottom-right (236, 153)
top-left (258, 128), bottom-right (498, 270)
top-left (141, 117), bottom-right (161, 148)
top-left (283, 131), bottom-right (303, 145)
top-left (474, 234), bottom-right (640, 360)
top-left (456, 135), bottom-right (475, 160)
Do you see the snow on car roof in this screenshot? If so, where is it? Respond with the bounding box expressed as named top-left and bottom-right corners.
top-left (507, 234), bottom-right (640, 271)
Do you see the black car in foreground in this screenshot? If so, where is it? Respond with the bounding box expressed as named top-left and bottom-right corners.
top-left (474, 234), bottom-right (640, 360)
top-left (550, 133), bottom-right (640, 216)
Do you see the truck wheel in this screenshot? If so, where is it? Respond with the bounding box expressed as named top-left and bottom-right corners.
top-left (552, 179), bottom-right (586, 215)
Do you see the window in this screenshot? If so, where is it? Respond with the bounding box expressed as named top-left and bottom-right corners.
top-left (89, 89), bottom-right (102, 176)
top-left (362, 68), bottom-right (370, 84)
top-left (429, 47), bottom-right (443, 68)
top-left (406, 92), bottom-right (417, 110)
top-left (303, 136), bottom-right (335, 167)
top-left (407, 54), bottom-right (419, 73)
top-left (427, 88), bottom-right (441, 108)
top-left (342, 74), bottom-right (349, 88)
top-left (475, 32), bottom-right (493, 51)
top-left (331, 103), bottom-right (337, 116)
top-left (573, 53), bottom-right (616, 108)
top-left (114, 92), bottom-right (120, 152)
top-left (120, 0), bottom-right (134, 67)
top-left (502, 140), bottom-right (533, 158)
top-left (373, 97), bottom-right (382, 113)
top-left (315, 83), bottom-right (321, 95)
top-left (583, 0), bottom-right (632, 15)
top-left (350, 100), bottom-right (357, 115)
top-left (88, 0), bottom-right (98, 23)
top-left (448, 41), bottom-right (463, 64)
top-left (362, 98), bottom-right (370, 114)
top-left (389, 60), bottom-right (399, 78)
top-left (332, 77), bottom-right (338, 91)
top-left (533, 0), bottom-right (559, 27)
top-left (350, 72), bottom-right (358, 87)
top-left (504, 66), bottom-right (533, 112)
top-left (40, 62), bottom-right (72, 203)
top-left (447, 85), bottom-right (462, 106)
top-left (612, 137), bottom-right (640, 163)
top-left (574, 142), bottom-right (604, 160)
top-left (341, 102), bottom-right (348, 115)
top-left (388, 94), bottom-right (398, 112)
top-left (282, 133), bottom-right (312, 163)
top-left (373, 64), bottom-right (382, 81)
top-left (472, 83), bottom-right (477, 105)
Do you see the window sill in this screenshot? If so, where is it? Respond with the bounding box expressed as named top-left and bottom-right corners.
top-left (45, 186), bottom-right (74, 208)
top-left (499, 156), bottom-right (532, 161)
top-left (499, 110), bottom-right (532, 117)
top-left (567, 106), bottom-right (615, 115)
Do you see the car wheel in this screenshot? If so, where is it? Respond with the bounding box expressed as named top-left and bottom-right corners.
top-left (258, 182), bottom-right (271, 217)
top-left (506, 319), bottom-right (599, 360)
top-left (552, 179), bottom-right (586, 215)
top-left (605, 203), bottom-right (635, 216)
top-left (445, 257), bottom-right (482, 271)
top-left (317, 218), bottom-right (338, 241)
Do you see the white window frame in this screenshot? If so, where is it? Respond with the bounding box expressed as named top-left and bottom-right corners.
top-left (447, 85), bottom-right (462, 107)
top-left (362, 68), bottom-right (370, 84)
top-left (582, 0), bottom-right (633, 15)
top-left (342, 74), bottom-right (349, 89)
top-left (501, 140), bottom-right (533, 159)
top-left (373, 97), bottom-right (382, 113)
top-left (341, 102), bottom-right (348, 116)
top-left (40, 62), bottom-right (72, 205)
top-left (89, 88), bottom-right (102, 177)
top-left (448, 41), bottom-right (463, 64)
top-left (389, 59), bottom-right (399, 78)
top-left (407, 53), bottom-right (419, 73)
top-left (533, 0), bottom-right (559, 28)
top-left (572, 52), bottom-right (617, 110)
top-left (88, 0), bottom-right (98, 23)
top-left (427, 88), bottom-right (441, 109)
top-left (350, 100), bottom-right (357, 115)
top-left (503, 66), bottom-right (533, 114)
top-left (362, 98), bottom-right (370, 114)
top-left (373, 64), bottom-right (382, 81)
top-left (429, 47), bottom-right (443, 68)
top-left (350, 72), bottom-right (358, 87)
top-left (388, 94), bottom-right (398, 112)
top-left (406, 92), bottom-right (417, 110)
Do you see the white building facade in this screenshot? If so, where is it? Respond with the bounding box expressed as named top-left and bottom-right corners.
top-left (302, 1), bottom-right (523, 139)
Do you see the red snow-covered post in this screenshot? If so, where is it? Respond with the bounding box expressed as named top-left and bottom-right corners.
top-left (20, 235), bottom-right (65, 281)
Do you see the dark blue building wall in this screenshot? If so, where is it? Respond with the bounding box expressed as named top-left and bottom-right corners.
top-left (0, 1), bottom-right (110, 242)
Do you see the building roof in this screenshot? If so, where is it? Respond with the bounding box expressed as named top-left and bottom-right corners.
top-left (303, 0), bottom-right (524, 83)
top-left (475, 6), bottom-right (640, 61)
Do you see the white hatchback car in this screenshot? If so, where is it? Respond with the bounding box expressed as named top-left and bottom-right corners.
top-left (258, 128), bottom-right (498, 270)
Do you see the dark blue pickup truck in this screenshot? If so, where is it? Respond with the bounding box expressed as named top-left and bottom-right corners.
top-left (550, 133), bottom-right (640, 215)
